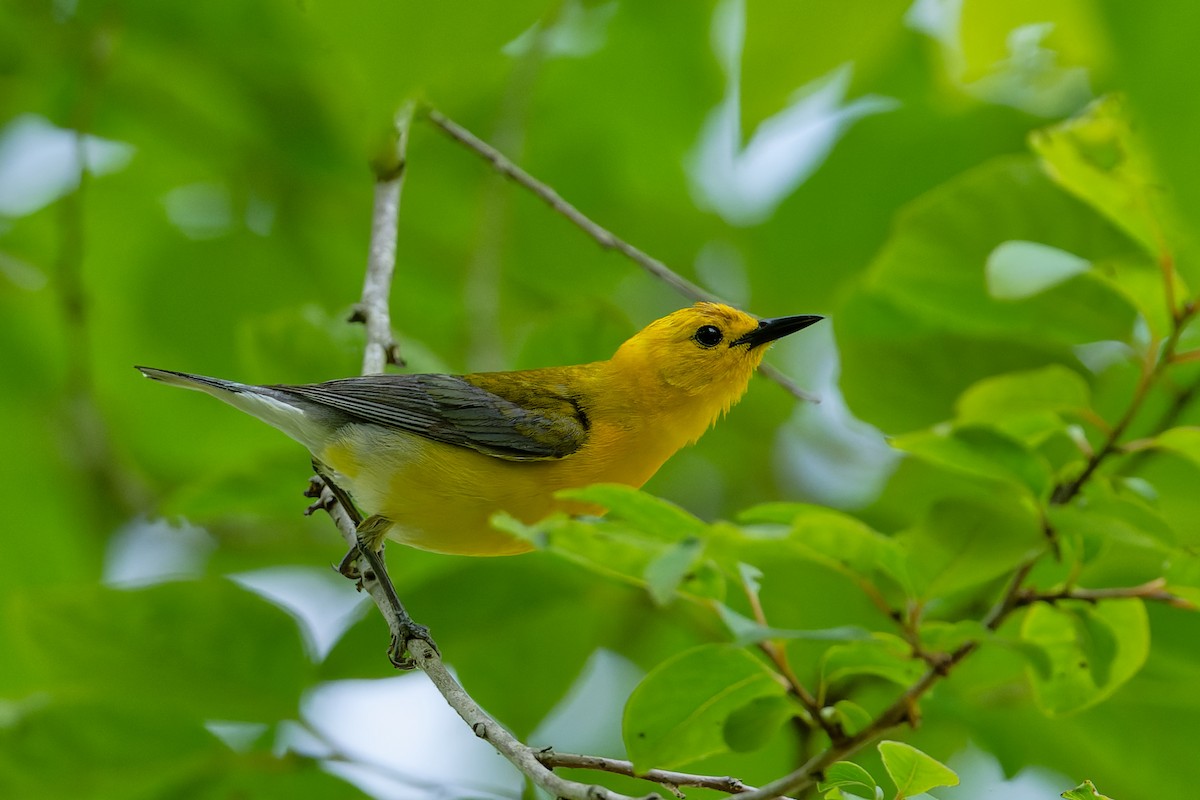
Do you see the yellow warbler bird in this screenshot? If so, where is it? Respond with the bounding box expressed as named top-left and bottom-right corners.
top-left (137, 302), bottom-right (820, 557)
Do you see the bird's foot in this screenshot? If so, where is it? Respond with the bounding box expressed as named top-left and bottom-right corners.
top-left (335, 544), bottom-right (362, 582)
top-left (387, 619), bottom-right (439, 670)
top-left (303, 476), bottom-right (333, 516)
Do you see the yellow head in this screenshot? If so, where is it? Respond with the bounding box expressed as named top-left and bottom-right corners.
top-left (611, 302), bottom-right (822, 431)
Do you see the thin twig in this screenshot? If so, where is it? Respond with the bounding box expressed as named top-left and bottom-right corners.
top-left (421, 106), bottom-right (819, 404)
top-left (535, 751), bottom-right (791, 797)
top-left (758, 363), bottom-right (820, 404)
top-left (424, 107), bottom-right (718, 304)
top-left (351, 102), bottom-right (414, 374)
top-left (735, 552), bottom-right (1041, 800)
top-left (1051, 302), bottom-right (1199, 505)
top-left (314, 487), bottom-right (655, 800)
top-left (739, 570), bottom-right (842, 744)
top-left (410, 641), bottom-right (660, 800)
top-left (1015, 578), bottom-right (1196, 611)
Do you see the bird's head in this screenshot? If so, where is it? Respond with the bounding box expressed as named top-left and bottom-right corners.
top-left (612, 302), bottom-right (822, 404)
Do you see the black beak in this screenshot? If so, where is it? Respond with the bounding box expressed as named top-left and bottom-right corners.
top-left (730, 314), bottom-right (824, 348)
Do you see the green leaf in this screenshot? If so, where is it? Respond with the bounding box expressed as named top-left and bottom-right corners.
top-left (837, 157), bottom-right (1140, 433)
top-left (643, 537), bottom-right (705, 606)
top-left (1089, 258), bottom-right (1188, 337)
top-left (919, 619), bottom-right (990, 654)
top-left (722, 694), bottom-right (795, 753)
top-left (1070, 606), bottom-right (1119, 689)
top-left (1048, 498), bottom-right (1177, 555)
top-left (893, 426), bottom-right (1052, 496)
top-left (557, 484), bottom-right (709, 541)
top-left (1030, 95), bottom-right (1166, 259)
top-left (3, 580), bottom-right (309, 719)
top-left (986, 240), bottom-right (1092, 299)
top-left (818, 760), bottom-right (879, 799)
top-left (828, 700), bottom-right (874, 737)
top-left (493, 511), bottom-right (714, 601)
top-left (1099, 2), bottom-right (1200, 291)
top-left (877, 740), bottom-right (960, 797)
top-left (821, 635), bottom-right (925, 688)
top-left (991, 635), bottom-right (1056, 681)
top-left (956, 365), bottom-right (1090, 428)
top-left (623, 644), bottom-right (786, 771)
top-left (1062, 779), bottom-right (1116, 800)
top-left (1021, 599), bottom-right (1150, 715)
top-left (716, 602), bottom-right (871, 647)
top-left (780, 506), bottom-right (910, 593)
top-left (899, 494), bottom-right (1045, 597)
top-left (1148, 427), bottom-right (1200, 469)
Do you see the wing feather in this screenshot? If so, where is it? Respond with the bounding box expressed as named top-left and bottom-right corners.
top-left (274, 373), bottom-right (589, 461)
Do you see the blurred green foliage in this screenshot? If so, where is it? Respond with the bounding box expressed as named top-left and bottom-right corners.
top-left (3, 1), bottom-right (1199, 798)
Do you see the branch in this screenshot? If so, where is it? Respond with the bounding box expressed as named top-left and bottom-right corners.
top-left (421, 106), bottom-right (819, 404)
top-left (735, 556), bottom-right (1039, 800)
top-left (313, 482), bottom-right (657, 800)
top-left (738, 569), bottom-right (844, 745)
top-left (424, 107), bottom-right (717, 303)
top-left (1051, 300), bottom-right (1199, 505)
top-left (1015, 578), bottom-right (1197, 611)
top-left (535, 751), bottom-right (791, 798)
top-left (350, 102), bottom-right (414, 374)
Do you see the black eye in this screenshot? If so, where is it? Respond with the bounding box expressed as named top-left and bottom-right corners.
top-left (693, 325), bottom-right (723, 347)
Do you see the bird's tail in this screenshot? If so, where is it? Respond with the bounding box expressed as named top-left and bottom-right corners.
top-left (135, 366), bottom-right (330, 452)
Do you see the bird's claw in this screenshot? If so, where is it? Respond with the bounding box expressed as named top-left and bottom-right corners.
top-left (387, 621), bottom-right (438, 670)
top-left (303, 477), bottom-right (333, 516)
top-left (335, 546), bottom-right (362, 581)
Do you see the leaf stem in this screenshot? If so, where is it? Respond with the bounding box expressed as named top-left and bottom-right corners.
top-left (740, 571), bottom-right (846, 745)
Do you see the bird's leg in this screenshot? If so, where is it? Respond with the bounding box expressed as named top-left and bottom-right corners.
top-left (304, 466), bottom-right (438, 669)
top-left (305, 463), bottom-right (367, 579)
top-left (355, 514), bottom-right (439, 670)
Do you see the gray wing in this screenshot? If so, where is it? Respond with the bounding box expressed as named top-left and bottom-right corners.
top-left (275, 373), bottom-right (589, 461)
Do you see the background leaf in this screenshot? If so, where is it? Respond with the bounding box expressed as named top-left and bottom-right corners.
top-left (1020, 599), bottom-right (1150, 715)
top-left (622, 643), bottom-right (786, 771)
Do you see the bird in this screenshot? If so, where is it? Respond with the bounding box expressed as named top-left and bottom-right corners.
top-left (137, 302), bottom-right (821, 558)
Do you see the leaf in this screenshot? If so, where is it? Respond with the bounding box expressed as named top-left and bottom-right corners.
top-left (918, 619), bottom-right (990, 654)
top-left (1021, 599), bottom-right (1150, 715)
top-left (722, 694), bottom-right (795, 753)
top-left (1062, 779), bottom-right (1116, 800)
top-left (1148, 427), bottom-right (1200, 469)
top-left (821, 635), bottom-right (925, 688)
top-left (493, 510), bottom-right (724, 603)
top-left (829, 700), bottom-right (874, 737)
top-left (837, 157), bottom-right (1140, 433)
top-left (986, 240), bottom-right (1092, 299)
top-left (1048, 498), bottom-right (1177, 555)
top-left (877, 740), bottom-right (960, 797)
top-left (898, 494), bottom-right (1045, 598)
top-left (990, 636), bottom-right (1055, 681)
top-left (893, 425), bottom-right (1052, 496)
top-left (557, 484), bottom-right (709, 541)
top-left (956, 365), bottom-right (1091, 427)
top-left (715, 602), bottom-right (871, 647)
top-left (3, 580), bottom-right (309, 719)
top-left (1070, 606), bottom-right (1119, 689)
top-left (780, 506), bottom-right (910, 593)
top-left (818, 760), bottom-right (879, 800)
top-left (623, 644), bottom-right (786, 771)
top-left (643, 537), bottom-right (705, 606)
top-left (1030, 95), bottom-right (1166, 259)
